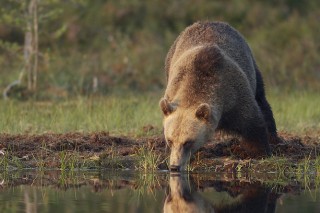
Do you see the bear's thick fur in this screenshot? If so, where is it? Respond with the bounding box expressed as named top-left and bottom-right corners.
top-left (160, 21), bottom-right (279, 172)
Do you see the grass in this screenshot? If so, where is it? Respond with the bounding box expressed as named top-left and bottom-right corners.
top-left (267, 90), bottom-right (320, 134)
top-left (32, 141), bottom-right (48, 171)
top-left (99, 143), bottom-right (125, 169)
top-left (315, 155), bottom-right (320, 176)
top-left (135, 145), bottom-right (164, 172)
top-left (59, 151), bottom-right (71, 171)
top-left (0, 147), bottom-right (22, 171)
top-left (0, 89), bottom-right (319, 135)
top-left (0, 92), bottom-right (162, 135)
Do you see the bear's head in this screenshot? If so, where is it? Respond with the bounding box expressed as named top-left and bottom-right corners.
top-left (160, 98), bottom-right (218, 172)
top-left (163, 174), bottom-right (215, 213)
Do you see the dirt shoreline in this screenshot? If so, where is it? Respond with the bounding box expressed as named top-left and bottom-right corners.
top-left (0, 131), bottom-right (319, 172)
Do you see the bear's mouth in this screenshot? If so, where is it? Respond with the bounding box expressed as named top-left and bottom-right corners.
top-left (170, 165), bottom-right (181, 172)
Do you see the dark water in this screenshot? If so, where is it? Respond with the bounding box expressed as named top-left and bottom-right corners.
top-left (0, 171), bottom-right (319, 213)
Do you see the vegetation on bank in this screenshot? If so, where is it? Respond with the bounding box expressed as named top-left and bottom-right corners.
top-left (1, 131), bottom-right (320, 180)
top-left (0, 90), bottom-right (319, 135)
top-left (0, 1), bottom-right (319, 178)
top-left (0, 90), bottom-right (319, 175)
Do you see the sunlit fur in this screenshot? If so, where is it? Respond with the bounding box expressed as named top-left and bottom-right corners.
top-left (163, 107), bottom-right (216, 171)
top-left (161, 21), bottom-right (277, 171)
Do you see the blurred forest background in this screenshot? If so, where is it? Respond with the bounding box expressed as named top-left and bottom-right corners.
top-left (0, 0), bottom-right (319, 100)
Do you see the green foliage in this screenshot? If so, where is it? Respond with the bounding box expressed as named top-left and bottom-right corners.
top-left (0, 0), bottom-right (319, 97)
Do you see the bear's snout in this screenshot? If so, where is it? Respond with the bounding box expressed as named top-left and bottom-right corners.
top-left (170, 165), bottom-right (181, 172)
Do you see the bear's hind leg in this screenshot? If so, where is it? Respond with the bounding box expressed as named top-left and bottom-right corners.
top-left (255, 67), bottom-right (281, 145)
top-left (240, 116), bottom-right (271, 158)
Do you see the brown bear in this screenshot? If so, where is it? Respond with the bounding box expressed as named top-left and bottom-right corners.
top-left (160, 21), bottom-right (280, 172)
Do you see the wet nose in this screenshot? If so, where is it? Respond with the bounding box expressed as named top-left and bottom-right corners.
top-left (170, 165), bottom-right (181, 172)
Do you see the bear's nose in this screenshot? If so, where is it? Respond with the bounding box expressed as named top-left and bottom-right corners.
top-left (170, 165), bottom-right (181, 172)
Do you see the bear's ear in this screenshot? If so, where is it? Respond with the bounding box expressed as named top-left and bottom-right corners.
top-left (159, 98), bottom-right (174, 116)
top-left (195, 103), bottom-right (211, 121)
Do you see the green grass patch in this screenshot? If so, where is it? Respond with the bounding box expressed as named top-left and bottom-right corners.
top-left (0, 93), bottom-right (162, 135)
top-left (267, 90), bottom-right (320, 133)
top-left (135, 145), bottom-right (164, 172)
top-left (0, 89), bottom-right (318, 135)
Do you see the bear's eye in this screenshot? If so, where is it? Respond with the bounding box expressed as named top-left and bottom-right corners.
top-left (166, 139), bottom-right (173, 147)
top-left (183, 140), bottom-right (194, 150)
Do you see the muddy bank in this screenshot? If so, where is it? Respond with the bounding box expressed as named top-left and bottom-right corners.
top-left (0, 131), bottom-right (319, 172)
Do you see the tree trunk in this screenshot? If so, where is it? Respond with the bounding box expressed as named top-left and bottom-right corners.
top-left (3, 0), bottom-right (39, 99)
top-left (26, 0), bottom-right (38, 92)
top-left (32, 0), bottom-right (38, 91)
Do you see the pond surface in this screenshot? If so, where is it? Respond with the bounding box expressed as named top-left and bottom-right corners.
top-left (0, 171), bottom-right (320, 213)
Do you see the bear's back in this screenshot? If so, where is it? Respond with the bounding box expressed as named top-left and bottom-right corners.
top-left (167, 21), bottom-right (257, 93)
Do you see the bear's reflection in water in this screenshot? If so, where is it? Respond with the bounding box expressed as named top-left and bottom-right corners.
top-left (163, 175), bottom-right (279, 213)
